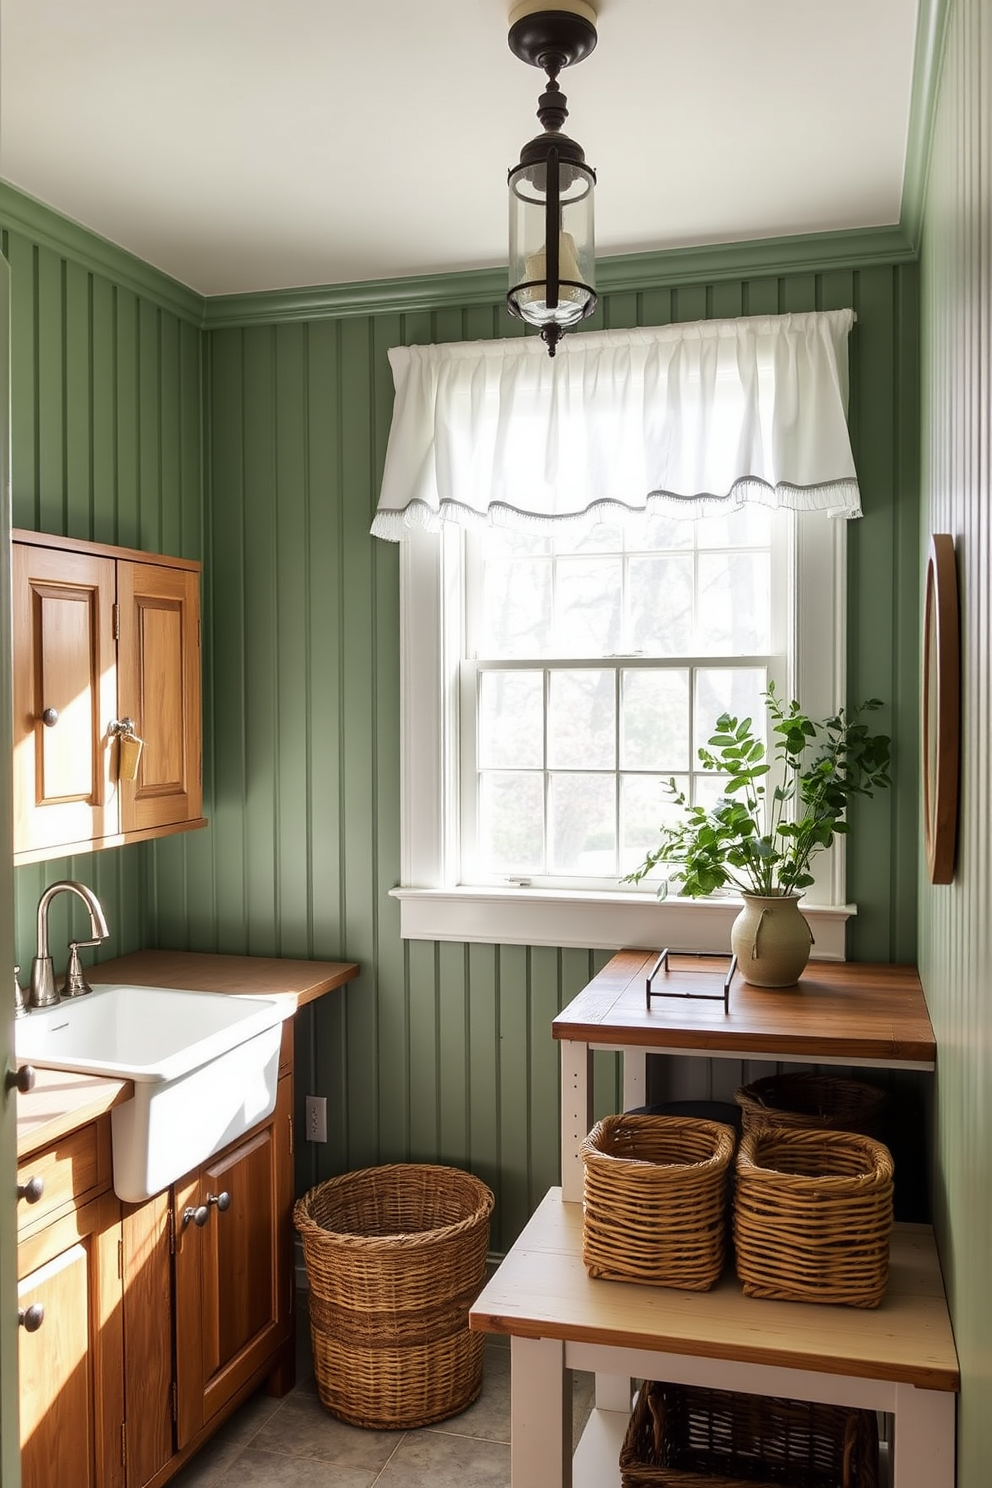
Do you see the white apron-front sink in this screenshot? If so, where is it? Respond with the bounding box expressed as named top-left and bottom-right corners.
top-left (16, 982), bottom-right (291, 1201)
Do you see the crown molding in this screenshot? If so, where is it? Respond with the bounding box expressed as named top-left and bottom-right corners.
top-left (0, 180), bottom-right (205, 325)
top-left (0, 178), bottom-right (919, 335)
top-left (202, 225), bottom-right (917, 329)
top-left (900, 0), bottom-right (952, 252)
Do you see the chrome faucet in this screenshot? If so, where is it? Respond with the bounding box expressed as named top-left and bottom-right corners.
top-left (29, 881), bottom-right (110, 1009)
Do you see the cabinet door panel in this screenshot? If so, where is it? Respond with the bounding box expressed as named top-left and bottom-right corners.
top-left (18, 1191), bottom-right (124, 1488)
top-left (121, 1191), bottom-right (174, 1487)
top-left (175, 1074), bottom-right (293, 1441)
top-left (116, 560), bottom-right (201, 834)
top-left (19, 1243), bottom-right (94, 1488)
top-left (12, 544), bottom-right (117, 854)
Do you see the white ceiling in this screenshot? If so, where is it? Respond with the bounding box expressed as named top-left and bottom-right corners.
top-left (0, 0), bottom-right (920, 299)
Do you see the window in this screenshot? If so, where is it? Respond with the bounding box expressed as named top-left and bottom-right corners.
top-left (375, 313), bottom-right (862, 953)
top-left (392, 503), bottom-right (851, 955)
top-left (461, 506), bottom-right (787, 889)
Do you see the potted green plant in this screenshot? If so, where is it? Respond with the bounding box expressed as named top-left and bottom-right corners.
top-left (625, 685), bottom-right (892, 986)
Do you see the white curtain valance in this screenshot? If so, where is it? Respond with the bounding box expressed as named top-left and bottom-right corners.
top-left (371, 309), bottom-right (861, 541)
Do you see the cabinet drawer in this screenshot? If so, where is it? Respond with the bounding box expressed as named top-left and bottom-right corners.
top-left (17, 1118), bottom-right (113, 1237)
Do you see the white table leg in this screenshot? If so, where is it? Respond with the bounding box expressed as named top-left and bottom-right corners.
top-left (594, 1372), bottom-right (632, 1412)
top-left (623, 1048), bottom-right (647, 1111)
top-left (560, 1040), bottom-right (593, 1203)
top-left (891, 1383), bottom-right (956, 1488)
top-left (511, 1335), bottom-right (572, 1488)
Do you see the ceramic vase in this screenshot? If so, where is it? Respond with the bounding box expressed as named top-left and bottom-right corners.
top-left (730, 892), bottom-right (813, 988)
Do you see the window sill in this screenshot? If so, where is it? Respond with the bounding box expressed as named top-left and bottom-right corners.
top-left (390, 886), bottom-right (854, 959)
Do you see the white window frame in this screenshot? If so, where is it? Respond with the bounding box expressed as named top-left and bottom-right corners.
top-left (391, 513), bottom-right (854, 957)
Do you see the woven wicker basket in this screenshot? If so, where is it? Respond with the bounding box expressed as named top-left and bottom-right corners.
top-left (294, 1163), bottom-right (494, 1428)
top-left (735, 1072), bottom-right (887, 1139)
top-left (734, 1127), bottom-right (894, 1307)
top-left (620, 1379), bottom-right (879, 1488)
top-left (580, 1114), bottom-right (735, 1290)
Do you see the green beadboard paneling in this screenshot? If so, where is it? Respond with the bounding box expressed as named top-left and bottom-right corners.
top-left (0, 183), bottom-right (923, 1257)
top-left (918, 0), bottom-right (992, 1480)
top-left (168, 261), bottom-right (922, 1253)
top-left (4, 215), bottom-right (204, 972)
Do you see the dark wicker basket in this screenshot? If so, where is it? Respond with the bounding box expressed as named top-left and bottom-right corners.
top-left (620, 1379), bottom-right (879, 1488)
top-left (294, 1163), bottom-right (494, 1429)
top-left (735, 1072), bottom-right (887, 1139)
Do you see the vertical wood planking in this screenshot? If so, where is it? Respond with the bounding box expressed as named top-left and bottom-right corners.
top-left (3, 219), bottom-right (203, 970)
top-left (917, 1), bottom-right (992, 1479)
top-left (3, 198), bottom-right (920, 1256)
top-left (179, 264), bottom-right (921, 1253)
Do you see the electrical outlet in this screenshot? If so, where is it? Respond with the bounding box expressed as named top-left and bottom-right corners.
top-left (305, 1095), bottom-right (327, 1143)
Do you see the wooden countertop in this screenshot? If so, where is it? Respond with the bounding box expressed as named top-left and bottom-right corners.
top-left (471, 1188), bottom-right (960, 1393)
top-left (17, 949), bottom-right (358, 1157)
top-left (17, 1067), bottom-right (133, 1160)
top-left (552, 950), bottom-right (936, 1067)
top-left (89, 948), bottom-right (360, 1013)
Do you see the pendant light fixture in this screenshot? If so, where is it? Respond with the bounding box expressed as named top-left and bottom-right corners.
top-left (506, 1), bottom-right (598, 357)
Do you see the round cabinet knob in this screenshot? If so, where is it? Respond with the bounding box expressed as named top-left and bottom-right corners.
top-left (18, 1304), bottom-right (44, 1333)
top-left (41, 708), bottom-right (59, 728)
top-left (207, 1191), bottom-right (231, 1213)
top-left (17, 1175), bottom-right (45, 1205)
top-left (182, 1204), bottom-right (210, 1230)
top-left (6, 1065), bottom-right (36, 1095)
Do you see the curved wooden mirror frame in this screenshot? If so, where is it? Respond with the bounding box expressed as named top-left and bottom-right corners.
top-left (923, 533), bottom-right (960, 884)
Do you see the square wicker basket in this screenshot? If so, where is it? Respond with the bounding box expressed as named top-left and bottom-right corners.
top-left (735, 1072), bottom-right (887, 1139)
top-left (620, 1379), bottom-right (879, 1488)
top-left (733, 1126), bottom-right (894, 1307)
top-left (579, 1113), bottom-right (735, 1291)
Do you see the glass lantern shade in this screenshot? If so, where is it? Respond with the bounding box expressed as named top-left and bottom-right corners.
top-left (508, 150), bottom-right (596, 333)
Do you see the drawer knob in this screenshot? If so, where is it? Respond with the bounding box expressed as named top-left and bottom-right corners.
top-left (207, 1191), bottom-right (231, 1214)
top-left (17, 1175), bottom-right (44, 1205)
top-left (40, 708), bottom-right (59, 728)
top-left (18, 1304), bottom-right (44, 1333)
top-left (182, 1204), bottom-right (209, 1230)
top-left (6, 1065), bottom-right (36, 1095)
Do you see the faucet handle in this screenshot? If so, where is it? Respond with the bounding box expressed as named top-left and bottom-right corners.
top-left (61, 942), bottom-right (95, 999)
top-left (14, 966), bottom-right (27, 1019)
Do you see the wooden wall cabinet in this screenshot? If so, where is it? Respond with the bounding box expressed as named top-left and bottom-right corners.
top-left (16, 1116), bottom-right (125, 1488)
top-left (12, 530), bottom-right (205, 864)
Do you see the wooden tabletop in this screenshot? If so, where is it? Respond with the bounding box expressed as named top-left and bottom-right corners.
top-left (471, 1188), bottom-right (959, 1393)
top-left (552, 950), bottom-right (936, 1067)
top-left (89, 949), bottom-right (359, 1012)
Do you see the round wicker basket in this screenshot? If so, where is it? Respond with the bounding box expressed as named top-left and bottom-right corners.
top-left (735, 1071), bottom-right (887, 1139)
top-left (294, 1163), bottom-right (494, 1428)
top-left (734, 1127), bottom-right (894, 1308)
top-left (580, 1114), bottom-right (736, 1291)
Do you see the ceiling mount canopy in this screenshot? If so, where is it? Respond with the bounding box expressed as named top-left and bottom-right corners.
top-left (506, 2), bottom-right (599, 357)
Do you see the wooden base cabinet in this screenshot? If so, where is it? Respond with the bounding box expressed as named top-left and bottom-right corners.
top-left (122, 1062), bottom-right (295, 1488)
top-left (16, 1119), bottom-right (125, 1488)
top-left (12, 530), bottom-right (205, 863)
top-left (175, 1072), bottom-right (294, 1447)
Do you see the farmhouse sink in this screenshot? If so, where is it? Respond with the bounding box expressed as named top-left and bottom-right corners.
top-left (15, 982), bottom-right (290, 1202)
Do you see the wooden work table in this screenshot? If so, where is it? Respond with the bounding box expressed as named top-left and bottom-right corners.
top-left (471, 1189), bottom-right (959, 1488)
top-left (477, 952), bottom-right (955, 1488)
top-left (554, 951), bottom-right (936, 1203)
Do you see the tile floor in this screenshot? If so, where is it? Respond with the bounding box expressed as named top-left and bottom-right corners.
top-left (168, 1300), bottom-right (594, 1487)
